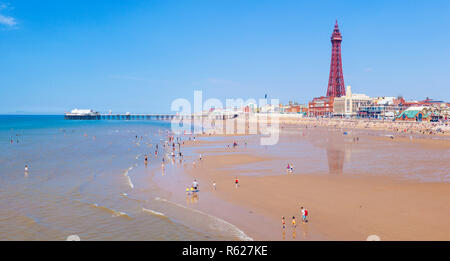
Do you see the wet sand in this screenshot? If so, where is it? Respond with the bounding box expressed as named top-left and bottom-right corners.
top-left (156, 127), bottom-right (450, 241)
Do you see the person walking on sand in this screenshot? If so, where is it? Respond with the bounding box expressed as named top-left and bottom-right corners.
top-left (292, 216), bottom-right (296, 228)
top-left (301, 206), bottom-right (308, 223)
top-left (235, 177), bottom-right (239, 188)
top-left (281, 216), bottom-right (286, 229)
top-left (213, 181), bottom-right (216, 191)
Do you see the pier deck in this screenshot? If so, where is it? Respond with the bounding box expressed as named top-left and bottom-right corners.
top-left (64, 114), bottom-right (238, 120)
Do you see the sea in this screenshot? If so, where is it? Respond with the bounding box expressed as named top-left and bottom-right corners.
top-left (0, 115), bottom-right (247, 241)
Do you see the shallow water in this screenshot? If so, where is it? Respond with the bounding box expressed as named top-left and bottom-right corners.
top-left (0, 115), bottom-right (244, 240)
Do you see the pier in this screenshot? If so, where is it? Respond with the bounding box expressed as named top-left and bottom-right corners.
top-left (64, 113), bottom-right (239, 121)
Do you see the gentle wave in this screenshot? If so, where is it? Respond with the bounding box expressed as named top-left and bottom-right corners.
top-left (123, 167), bottom-right (134, 189)
top-left (90, 203), bottom-right (132, 219)
top-left (142, 208), bottom-right (166, 217)
top-left (125, 175), bottom-right (134, 189)
top-left (15, 214), bottom-right (39, 226)
top-left (154, 197), bottom-right (253, 241)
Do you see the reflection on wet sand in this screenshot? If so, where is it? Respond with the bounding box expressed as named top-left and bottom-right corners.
top-left (326, 132), bottom-right (347, 174)
top-left (309, 129), bottom-right (352, 174)
top-left (327, 147), bottom-right (345, 174)
top-left (186, 193), bottom-right (199, 204)
top-left (301, 222), bottom-right (309, 240)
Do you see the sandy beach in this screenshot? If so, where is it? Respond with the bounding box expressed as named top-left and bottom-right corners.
top-left (153, 123), bottom-right (450, 241)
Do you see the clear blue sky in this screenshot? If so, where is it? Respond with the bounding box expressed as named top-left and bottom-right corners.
top-left (1, 0), bottom-right (449, 114)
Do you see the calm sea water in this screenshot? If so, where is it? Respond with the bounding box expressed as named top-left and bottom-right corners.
top-left (0, 115), bottom-right (245, 240)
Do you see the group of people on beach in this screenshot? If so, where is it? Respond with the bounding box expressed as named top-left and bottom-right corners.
top-left (282, 206), bottom-right (308, 230)
top-left (185, 179), bottom-right (199, 203)
top-left (186, 179), bottom-right (199, 195)
top-left (282, 117), bottom-right (450, 137)
top-left (141, 132), bottom-right (194, 172)
top-left (286, 163), bottom-right (294, 174)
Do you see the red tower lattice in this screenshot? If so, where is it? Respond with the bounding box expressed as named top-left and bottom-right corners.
top-left (326, 20), bottom-right (345, 97)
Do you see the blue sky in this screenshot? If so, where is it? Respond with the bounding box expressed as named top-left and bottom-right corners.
top-left (0, 0), bottom-right (449, 114)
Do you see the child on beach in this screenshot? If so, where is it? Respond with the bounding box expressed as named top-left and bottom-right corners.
top-left (301, 207), bottom-right (308, 223)
top-left (192, 179), bottom-right (199, 190)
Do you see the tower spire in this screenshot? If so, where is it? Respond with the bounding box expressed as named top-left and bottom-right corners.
top-left (326, 21), bottom-right (345, 97)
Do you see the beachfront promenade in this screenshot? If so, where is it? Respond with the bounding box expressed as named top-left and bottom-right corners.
top-left (64, 112), bottom-right (449, 136)
top-left (64, 113), bottom-right (239, 120)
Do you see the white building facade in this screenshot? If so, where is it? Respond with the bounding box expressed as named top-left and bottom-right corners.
top-left (333, 86), bottom-right (372, 117)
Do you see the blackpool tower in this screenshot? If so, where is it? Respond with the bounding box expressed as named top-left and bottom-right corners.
top-left (326, 20), bottom-right (346, 97)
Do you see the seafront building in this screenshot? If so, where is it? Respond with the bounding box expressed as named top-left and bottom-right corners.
top-left (333, 86), bottom-right (371, 118)
top-left (308, 96), bottom-right (335, 117)
top-left (395, 106), bottom-right (441, 122)
top-left (66, 109), bottom-right (99, 116)
top-left (357, 97), bottom-right (399, 119)
top-left (280, 102), bottom-right (308, 115)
